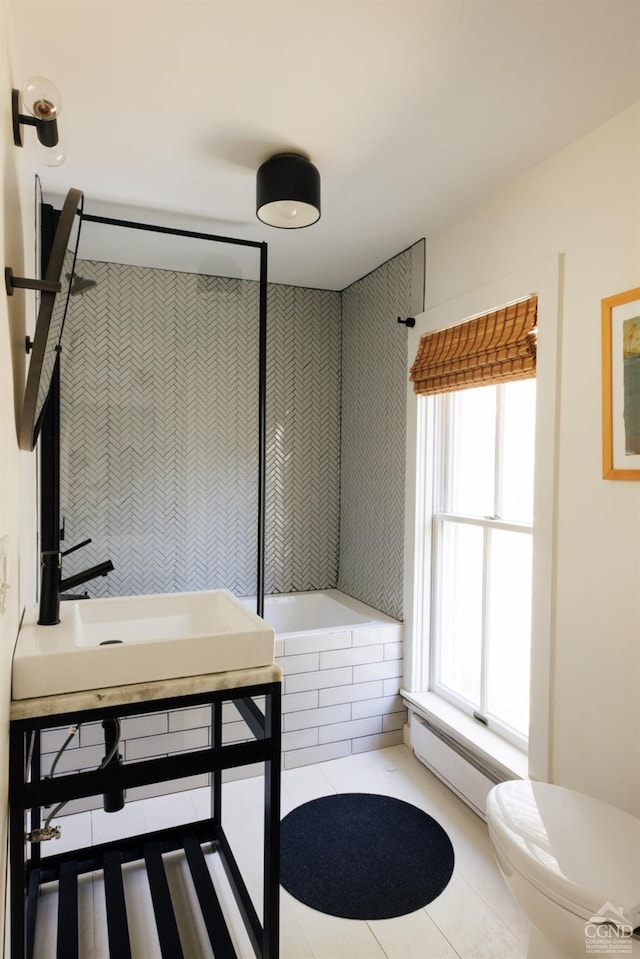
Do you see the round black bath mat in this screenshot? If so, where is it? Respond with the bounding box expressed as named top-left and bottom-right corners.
top-left (280, 792), bottom-right (455, 919)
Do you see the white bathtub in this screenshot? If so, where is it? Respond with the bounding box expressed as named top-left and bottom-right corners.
top-left (240, 588), bottom-right (405, 768)
top-left (244, 588), bottom-right (399, 638)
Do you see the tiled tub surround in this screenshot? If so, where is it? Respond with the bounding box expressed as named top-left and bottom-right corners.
top-left (59, 241), bottom-right (423, 615)
top-left (40, 590), bottom-right (405, 813)
top-left (262, 589), bottom-right (405, 769)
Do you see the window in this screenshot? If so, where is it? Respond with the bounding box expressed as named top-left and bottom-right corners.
top-left (405, 262), bottom-right (560, 782)
top-left (408, 293), bottom-right (539, 755)
top-left (429, 378), bottom-right (535, 749)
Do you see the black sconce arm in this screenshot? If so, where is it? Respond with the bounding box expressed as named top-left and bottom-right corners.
top-left (12, 88), bottom-right (60, 148)
top-left (4, 267), bottom-right (61, 297)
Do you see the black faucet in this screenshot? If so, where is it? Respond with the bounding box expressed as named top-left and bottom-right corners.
top-left (38, 540), bottom-right (114, 626)
top-left (59, 560), bottom-right (114, 593)
top-left (38, 551), bottom-right (62, 625)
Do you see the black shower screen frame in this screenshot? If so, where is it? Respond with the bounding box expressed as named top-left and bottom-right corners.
top-left (39, 210), bottom-right (268, 619)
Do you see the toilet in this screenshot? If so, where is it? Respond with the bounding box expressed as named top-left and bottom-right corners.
top-left (486, 780), bottom-right (640, 959)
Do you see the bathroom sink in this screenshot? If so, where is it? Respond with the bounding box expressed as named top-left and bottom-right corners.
top-left (12, 590), bottom-right (275, 699)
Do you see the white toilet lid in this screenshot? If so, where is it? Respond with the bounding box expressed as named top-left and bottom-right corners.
top-left (487, 780), bottom-right (640, 927)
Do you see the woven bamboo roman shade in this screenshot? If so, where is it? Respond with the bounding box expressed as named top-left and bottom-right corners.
top-left (410, 295), bottom-right (537, 396)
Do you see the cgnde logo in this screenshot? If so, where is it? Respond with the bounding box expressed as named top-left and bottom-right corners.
top-left (585, 903), bottom-right (635, 955)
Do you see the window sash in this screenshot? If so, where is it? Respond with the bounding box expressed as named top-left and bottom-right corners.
top-left (430, 515), bottom-right (532, 743)
top-left (430, 384), bottom-right (534, 749)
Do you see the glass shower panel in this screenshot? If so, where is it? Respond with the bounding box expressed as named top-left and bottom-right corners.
top-left (60, 222), bottom-right (262, 601)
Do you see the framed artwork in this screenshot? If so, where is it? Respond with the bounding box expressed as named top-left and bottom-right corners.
top-left (601, 286), bottom-right (640, 479)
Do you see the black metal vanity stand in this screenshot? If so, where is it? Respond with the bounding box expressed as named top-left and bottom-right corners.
top-left (9, 668), bottom-right (282, 959)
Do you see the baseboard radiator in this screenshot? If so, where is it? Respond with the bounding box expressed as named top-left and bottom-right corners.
top-left (408, 710), bottom-right (513, 820)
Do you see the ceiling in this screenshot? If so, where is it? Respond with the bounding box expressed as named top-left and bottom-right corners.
top-left (8, 1), bottom-right (640, 291)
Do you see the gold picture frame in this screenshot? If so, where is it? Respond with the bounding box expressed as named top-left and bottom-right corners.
top-left (601, 286), bottom-right (640, 479)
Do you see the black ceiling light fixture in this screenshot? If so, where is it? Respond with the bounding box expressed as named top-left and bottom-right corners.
top-left (12, 76), bottom-right (64, 166)
top-left (256, 153), bottom-right (320, 229)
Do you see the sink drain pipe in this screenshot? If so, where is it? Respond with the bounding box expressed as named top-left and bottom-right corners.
top-left (102, 718), bottom-right (125, 812)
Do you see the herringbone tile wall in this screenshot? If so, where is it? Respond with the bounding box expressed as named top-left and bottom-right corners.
top-left (265, 284), bottom-right (341, 593)
top-left (60, 263), bottom-right (341, 598)
top-left (338, 245), bottom-right (423, 621)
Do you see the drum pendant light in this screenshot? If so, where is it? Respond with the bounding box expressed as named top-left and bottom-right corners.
top-left (256, 153), bottom-right (321, 229)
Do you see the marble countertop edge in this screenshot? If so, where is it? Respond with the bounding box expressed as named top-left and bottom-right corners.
top-left (10, 662), bottom-right (283, 721)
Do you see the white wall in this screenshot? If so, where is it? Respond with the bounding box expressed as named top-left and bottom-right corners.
top-left (0, 6), bottom-right (37, 951)
top-left (423, 101), bottom-right (640, 816)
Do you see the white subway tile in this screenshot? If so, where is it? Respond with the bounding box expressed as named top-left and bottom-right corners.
top-left (352, 625), bottom-right (403, 647)
top-left (351, 695), bottom-right (405, 720)
top-left (285, 666), bottom-right (352, 694)
top-left (281, 728), bottom-right (318, 751)
top-left (222, 696), bottom-right (264, 723)
top-left (382, 711), bottom-right (407, 733)
top-left (281, 690), bottom-right (318, 713)
top-left (275, 637), bottom-right (285, 657)
top-left (318, 716), bottom-right (382, 744)
top-left (41, 727), bottom-right (81, 753)
top-left (351, 729), bottom-right (404, 753)
top-left (169, 706), bottom-right (211, 731)
top-left (353, 660), bottom-right (403, 684)
top-left (223, 696), bottom-right (265, 723)
top-left (319, 645), bottom-right (384, 670)
top-left (128, 775), bottom-right (208, 804)
top-left (383, 642), bottom-right (404, 661)
top-left (120, 714), bottom-right (168, 740)
top-left (283, 704), bottom-right (351, 732)
top-left (283, 631), bottom-right (351, 656)
top-left (318, 680), bottom-right (383, 707)
top-left (125, 728), bottom-right (208, 762)
top-left (78, 723), bottom-right (108, 748)
top-left (383, 675), bottom-right (404, 696)
top-left (277, 652), bottom-right (320, 675)
top-left (44, 743), bottom-right (105, 775)
top-left (222, 720), bottom-right (252, 744)
top-left (222, 702), bottom-right (241, 723)
top-left (283, 741), bottom-right (351, 769)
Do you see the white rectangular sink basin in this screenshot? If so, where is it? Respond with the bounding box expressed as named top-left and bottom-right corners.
top-left (13, 590), bottom-right (275, 700)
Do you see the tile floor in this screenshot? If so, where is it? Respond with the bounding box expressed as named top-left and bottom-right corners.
top-left (31, 745), bottom-right (529, 958)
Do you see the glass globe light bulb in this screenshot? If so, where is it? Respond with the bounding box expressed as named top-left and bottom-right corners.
top-left (36, 140), bottom-right (65, 167)
top-left (21, 76), bottom-right (62, 120)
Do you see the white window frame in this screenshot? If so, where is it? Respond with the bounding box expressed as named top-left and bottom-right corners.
top-left (403, 256), bottom-right (561, 781)
top-left (430, 382), bottom-right (535, 751)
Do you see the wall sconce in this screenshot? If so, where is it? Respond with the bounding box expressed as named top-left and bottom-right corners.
top-left (12, 76), bottom-right (65, 166)
top-left (256, 153), bottom-right (321, 229)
